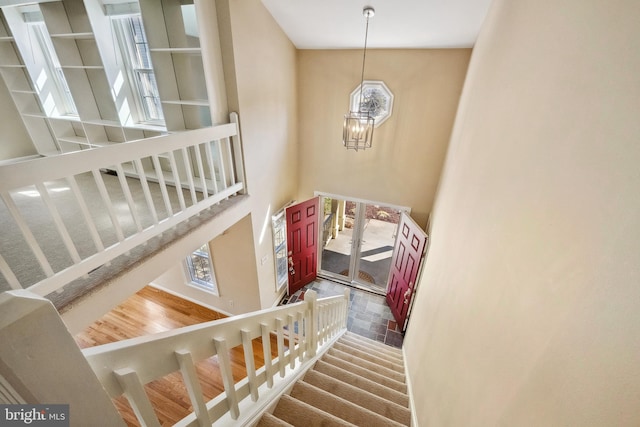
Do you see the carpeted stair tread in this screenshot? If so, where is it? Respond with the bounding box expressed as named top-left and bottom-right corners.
top-left (313, 360), bottom-right (409, 407)
top-left (303, 369), bottom-right (411, 425)
top-left (290, 381), bottom-right (406, 427)
top-left (332, 341), bottom-right (404, 373)
top-left (272, 394), bottom-right (356, 427)
top-left (321, 353), bottom-right (407, 393)
top-left (338, 335), bottom-right (404, 364)
top-left (256, 412), bottom-right (295, 427)
top-left (327, 346), bottom-right (405, 384)
top-left (342, 332), bottom-right (403, 359)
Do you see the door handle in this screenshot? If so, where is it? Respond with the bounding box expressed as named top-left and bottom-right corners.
top-left (288, 256), bottom-right (295, 275)
top-left (403, 283), bottom-right (413, 304)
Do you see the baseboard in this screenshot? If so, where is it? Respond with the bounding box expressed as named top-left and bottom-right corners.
top-left (403, 345), bottom-right (419, 427)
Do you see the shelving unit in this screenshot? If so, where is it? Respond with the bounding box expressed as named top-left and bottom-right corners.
top-left (1, 0), bottom-right (218, 161)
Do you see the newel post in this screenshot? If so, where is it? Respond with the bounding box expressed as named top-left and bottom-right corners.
top-left (343, 288), bottom-right (350, 328)
top-left (306, 290), bottom-right (318, 357)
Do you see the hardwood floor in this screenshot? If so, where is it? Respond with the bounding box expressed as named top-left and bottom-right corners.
top-left (75, 286), bottom-right (279, 426)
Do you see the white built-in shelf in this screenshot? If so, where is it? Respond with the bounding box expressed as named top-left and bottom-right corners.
top-left (49, 32), bottom-right (94, 39)
top-left (82, 118), bottom-right (122, 127)
top-left (0, 36), bottom-right (14, 42)
top-left (60, 65), bottom-right (104, 70)
top-left (122, 123), bottom-right (167, 132)
top-left (57, 136), bottom-right (90, 145)
top-left (150, 47), bottom-right (201, 54)
top-left (162, 99), bottom-right (209, 106)
top-left (22, 112), bottom-right (48, 118)
top-left (11, 89), bottom-right (36, 94)
top-left (0, 64), bottom-right (26, 68)
top-left (49, 114), bottom-right (81, 122)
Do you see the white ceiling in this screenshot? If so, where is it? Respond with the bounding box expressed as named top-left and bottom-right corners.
top-left (261, 0), bottom-right (494, 49)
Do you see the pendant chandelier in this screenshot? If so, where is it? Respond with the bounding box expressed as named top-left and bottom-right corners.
top-left (343, 6), bottom-right (375, 151)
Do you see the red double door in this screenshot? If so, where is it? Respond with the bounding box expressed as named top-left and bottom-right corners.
top-left (285, 199), bottom-right (427, 332)
top-left (286, 197), bottom-right (319, 295)
top-left (386, 212), bottom-right (428, 331)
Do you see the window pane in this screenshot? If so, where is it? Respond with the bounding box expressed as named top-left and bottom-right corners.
top-left (186, 244), bottom-right (218, 294)
top-left (30, 22), bottom-right (78, 116)
top-left (112, 14), bottom-right (164, 124)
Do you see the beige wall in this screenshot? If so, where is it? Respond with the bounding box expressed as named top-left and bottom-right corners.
top-left (297, 49), bottom-right (470, 227)
top-left (405, 0), bottom-right (640, 425)
top-left (0, 76), bottom-right (36, 161)
top-left (152, 215), bottom-right (261, 315)
top-left (217, 0), bottom-right (298, 308)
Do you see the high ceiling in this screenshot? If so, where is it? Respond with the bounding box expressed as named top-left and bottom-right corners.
top-left (261, 0), bottom-right (494, 49)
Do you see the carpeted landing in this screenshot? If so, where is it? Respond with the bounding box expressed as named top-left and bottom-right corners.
top-left (257, 331), bottom-right (410, 426)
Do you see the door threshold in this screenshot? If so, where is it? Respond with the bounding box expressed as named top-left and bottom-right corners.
top-left (318, 274), bottom-right (386, 297)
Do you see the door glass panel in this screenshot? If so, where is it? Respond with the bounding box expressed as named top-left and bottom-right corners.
top-left (354, 203), bottom-right (402, 291)
top-left (320, 196), bottom-right (353, 281)
top-left (319, 195), bottom-right (404, 293)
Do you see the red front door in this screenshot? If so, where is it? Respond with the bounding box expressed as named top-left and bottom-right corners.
top-left (386, 212), bottom-right (428, 331)
top-left (286, 197), bottom-right (319, 295)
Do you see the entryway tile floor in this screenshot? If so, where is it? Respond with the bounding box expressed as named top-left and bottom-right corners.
top-left (283, 278), bottom-right (404, 348)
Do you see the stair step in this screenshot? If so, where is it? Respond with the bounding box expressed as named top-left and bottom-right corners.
top-left (333, 341), bottom-right (405, 373)
top-left (290, 381), bottom-right (406, 427)
top-left (321, 353), bottom-right (407, 393)
top-left (339, 334), bottom-right (404, 363)
top-left (343, 331), bottom-right (403, 358)
top-left (327, 347), bottom-right (406, 384)
top-left (313, 360), bottom-right (409, 407)
top-left (256, 412), bottom-right (294, 427)
top-left (304, 369), bottom-right (411, 425)
top-left (272, 394), bottom-right (356, 427)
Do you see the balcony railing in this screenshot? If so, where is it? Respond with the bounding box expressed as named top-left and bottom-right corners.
top-left (83, 289), bottom-right (350, 426)
top-left (0, 113), bottom-right (246, 297)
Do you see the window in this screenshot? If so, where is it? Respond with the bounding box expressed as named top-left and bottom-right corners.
top-left (27, 20), bottom-right (78, 116)
top-left (111, 13), bottom-right (164, 124)
top-left (272, 208), bottom-right (289, 292)
top-left (185, 244), bottom-right (218, 295)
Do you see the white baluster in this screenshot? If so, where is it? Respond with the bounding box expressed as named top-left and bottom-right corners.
top-left (306, 290), bottom-right (318, 356)
top-left (297, 310), bottom-right (305, 363)
top-left (91, 170), bottom-right (125, 242)
top-left (114, 368), bottom-right (161, 427)
top-left (276, 317), bottom-right (285, 378)
top-left (213, 337), bottom-right (240, 420)
top-left (150, 155), bottom-right (173, 217)
top-left (181, 147), bottom-right (198, 205)
top-left (193, 144), bottom-right (209, 197)
top-left (65, 175), bottom-right (104, 252)
top-left (204, 140), bottom-right (219, 195)
top-left (0, 191), bottom-right (54, 277)
top-left (260, 323), bottom-right (274, 388)
top-left (34, 182), bottom-right (81, 264)
top-left (167, 151), bottom-right (186, 211)
top-left (0, 253), bottom-right (20, 290)
top-left (217, 138), bottom-right (228, 190)
top-left (287, 314), bottom-right (296, 369)
top-left (241, 329), bottom-right (259, 402)
top-left (113, 164), bottom-right (142, 232)
top-left (132, 159), bottom-right (159, 225)
top-left (175, 350), bottom-right (212, 427)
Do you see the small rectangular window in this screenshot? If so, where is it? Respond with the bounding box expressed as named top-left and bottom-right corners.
top-left (111, 14), bottom-right (164, 124)
top-left (185, 243), bottom-right (219, 295)
top-left (28, 21), bottom-right (78, 116)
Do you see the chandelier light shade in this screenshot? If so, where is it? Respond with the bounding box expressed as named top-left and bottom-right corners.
top-left (343, 6), bottom-right (375, 151)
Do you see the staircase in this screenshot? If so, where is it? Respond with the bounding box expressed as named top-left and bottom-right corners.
top-left (258, 331), bottom-right (411, 427)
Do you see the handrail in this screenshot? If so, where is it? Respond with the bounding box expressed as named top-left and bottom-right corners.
top-left (0, 113), bottom-right (246, 296)
top-left (82, 289), bottom-right (350, 426)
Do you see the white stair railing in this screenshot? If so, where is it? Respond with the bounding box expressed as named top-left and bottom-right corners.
top-left (0, 113), bottom-right (246, 296)
top-left (82, 289), bottom-right (350, 426)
